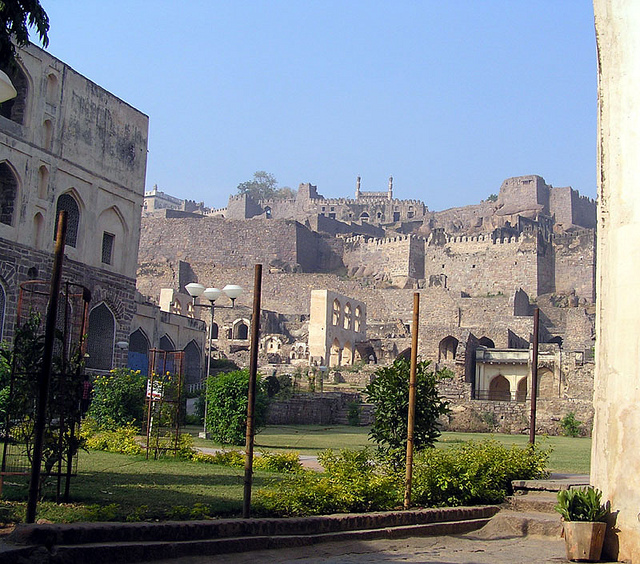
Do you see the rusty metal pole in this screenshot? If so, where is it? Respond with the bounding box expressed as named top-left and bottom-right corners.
top-left (529, 307), bottom-right (540, 445)
top-left (404, 292), bottom-right (420, 509)
top-left (243, 264), bottom-right (262, 518)
top-left (26, 211), bottom-right (67, 523)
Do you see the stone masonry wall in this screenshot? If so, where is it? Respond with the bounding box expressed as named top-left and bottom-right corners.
top-left (553, 230), bottom-right (596, 301)
top-left (424, 234), bottom-right (540, 297)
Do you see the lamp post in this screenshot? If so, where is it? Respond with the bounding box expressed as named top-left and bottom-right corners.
top-left (185, 282), bottom-right (243, 438)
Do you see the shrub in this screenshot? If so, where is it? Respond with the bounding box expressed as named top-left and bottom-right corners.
top-left (560, 412), bottom-right (583, 437)
top-left (364, 357), bottom-right (451, 459)
top-left (411, 439), bottom-right (550, 506)
top-left (255, 448), bottom-right (400, 516)
top-left (191, 449), bottom-right (245, 467)
top-left (81, 422), bottom-right (143, 456)
top-left (88, 368), bottom-right (147, 430)
top-left (347, 401), bottom-right (361, 426)
top-left (254, 451), bottom-right (302, 473)
top-left (205, 370), bottom-right (269, 445)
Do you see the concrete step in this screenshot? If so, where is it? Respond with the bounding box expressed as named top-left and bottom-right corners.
top-left (45, 518), bottom-right (494, 564)
top-left (505, 491), bottom-right (559, 513)
top-left (2, 506), bottom-right (500, 564)
top-left (474, 509), bottom-right (562, 539)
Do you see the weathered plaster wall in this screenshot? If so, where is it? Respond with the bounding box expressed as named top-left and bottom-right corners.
top-left (592, 2), bottom-right (640, 561)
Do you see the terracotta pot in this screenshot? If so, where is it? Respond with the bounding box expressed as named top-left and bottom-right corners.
top-left (563, 521), bottom-right (606, 562)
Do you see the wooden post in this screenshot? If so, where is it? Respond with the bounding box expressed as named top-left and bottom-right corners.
top-left (529, 307), bottom-right (540, 445)
top-left (243, 264), bottom-right (262, 518)
top-left (404, 292), bottom-right (420, 509)
top-left (26, 211), bottom-right (67, 523)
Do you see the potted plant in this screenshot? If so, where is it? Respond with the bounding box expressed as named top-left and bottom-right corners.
top-left (555, 486), bottom-right (609, 562)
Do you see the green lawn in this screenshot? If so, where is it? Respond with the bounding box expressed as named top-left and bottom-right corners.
top-left (1, 449), bottom-right (255, 522)
top-left (189, 424), bottom-right (592, 474)
top-left (0, 425), bottom-right (590, 523)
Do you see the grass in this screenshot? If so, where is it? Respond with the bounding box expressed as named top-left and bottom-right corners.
top-left (188, 424), bottom-right (592, 474)
top-left (0, 425), bottom-right (590, 523)
top-left (0, 449), bottom-right (265, 523)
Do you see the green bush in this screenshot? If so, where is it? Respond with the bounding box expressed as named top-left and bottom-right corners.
top-left (255, 448), bottom-right (400, 516)
top-left (88, 368), bottom-right (147, 430)
top-left (254, 451), bottom-right (302, 473)
top-left (560, 412), bottom-right (583, 437)
top-left (364, 357), bottom-right (451, 459)
top-left (81, 421), bottom-right (143, 455)
top-left (347, 401), bottom-right (361, 426)
top-left (205, 370), bottom-right (269, 445)
top-left (411, 439), bottom-right (550, 506)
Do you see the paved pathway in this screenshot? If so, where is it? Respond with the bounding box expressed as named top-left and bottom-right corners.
top-left (151, 533), bottom-right (574, 563)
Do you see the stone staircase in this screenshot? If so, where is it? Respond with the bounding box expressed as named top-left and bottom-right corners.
top-left (488, 473), bottom-right (591, 538)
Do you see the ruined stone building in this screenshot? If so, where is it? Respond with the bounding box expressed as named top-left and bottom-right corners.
top-left (138, 174), bottom-right (597, 434)
top-left (0, 45), bottom-right (205, 381)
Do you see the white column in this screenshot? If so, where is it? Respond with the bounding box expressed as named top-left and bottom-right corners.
top-left (592, 2), bottom-right (640, 561)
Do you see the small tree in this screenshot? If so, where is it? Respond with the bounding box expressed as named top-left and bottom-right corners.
top-left (205, 369), bottom-right (269, 445)
top-left (87, 368), bottom-right (147, 430)
top-left (364, 357), bottom-right (451, 459)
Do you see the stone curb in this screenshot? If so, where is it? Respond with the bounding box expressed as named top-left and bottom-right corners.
top-left (2, 506), bottom-right (499, 564)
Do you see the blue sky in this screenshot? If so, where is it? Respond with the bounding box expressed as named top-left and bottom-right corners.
top-left (44, 1), bottom-right (597, 212)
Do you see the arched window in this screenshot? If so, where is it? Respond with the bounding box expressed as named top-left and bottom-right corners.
top-left (233, 320), bottom-right (249, 340)
top-left (488, 375), bottom-right (511, 401)
top-left (354, 306), bottom-right (362, 332)
top-left (359, 212), bottom-right (369, 222)
top-left (478, 336), bottom-right (495, 348)
top-left (46, 73), bottom-right (58, 105)
top-left (183, 340), bottom-right (201, 387)
top-left (43, 119), bottom-right (53, 151)
top-left (264, 206), bottom-right (272, 219)
top-left (159, 334), bottom-right (175, 351)
top-left (332, 299), bottom-right (341, 326)
top-left (128, 328), bottom-right (150, 374)
top-left (0, 61), bottom-right (28, 124)
top-left (211, 322), bottom-right (219, 340)
top-left (38, 165), bottom-right (48, 198)
top-left (343, 302), bottom-right (352, 330)
top-left (439, 336), bottom-right (459, 361)
top-left (55, 193), bottom-right (80, 247)
top-left (34, 213), bottom-right (44, 249)
top-left (86, 303), bottom-right (115, 370)
top-left (0, 162), bottom-right (18, 226)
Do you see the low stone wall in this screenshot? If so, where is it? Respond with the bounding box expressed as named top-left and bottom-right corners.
top-left (267, 392), bottom-right (370, 425)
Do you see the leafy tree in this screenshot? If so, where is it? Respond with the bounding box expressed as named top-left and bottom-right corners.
top-left (237, 171), bottom-right (278, 201)
top-left (236, 171), bottom-right (295, 202)
top-left (364, 357), bottom-right (451, 459)
top-left (205, 369), bottom-right (269, 445)
top-left (486, 193), bottom-right (498, 202)
top-left (0, 0), bottom-right (50, 64)
top-left (87, 368), bottom-right (147, 430)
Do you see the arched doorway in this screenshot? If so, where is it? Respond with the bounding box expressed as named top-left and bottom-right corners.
top-left (488, 375), bottom-right (510, 401)
top-left (128, 328), bottom-right (150, 374)
top-left (86, 303), bottom-right (115, 370)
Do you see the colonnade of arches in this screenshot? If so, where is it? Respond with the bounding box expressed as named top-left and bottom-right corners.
top-left (331, 298), bottom-right (362, 332)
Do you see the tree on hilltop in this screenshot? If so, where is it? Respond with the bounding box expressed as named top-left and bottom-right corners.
top-left (0, 0), bottom-right (50, 65)
top-left (237, 171), bottom-right (296, 201)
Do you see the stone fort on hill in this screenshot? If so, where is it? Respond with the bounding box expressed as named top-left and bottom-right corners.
top-left (139, 175), bottom-right (596, 435)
